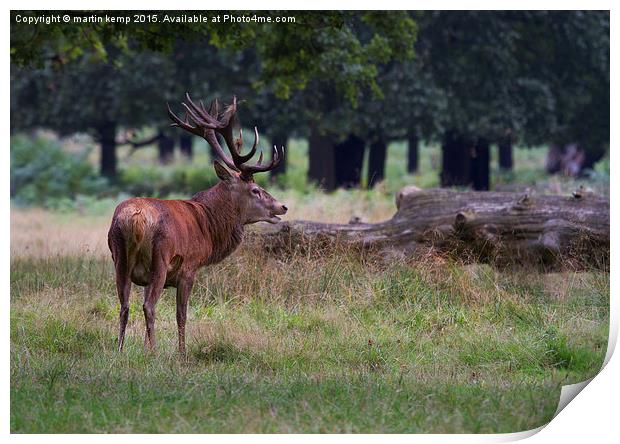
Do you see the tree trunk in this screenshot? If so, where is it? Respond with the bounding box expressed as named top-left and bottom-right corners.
top-left (367, 137), bottom-right (387, 188)
top-left (335, 134), bottom-right (365, 189)
top-left (471, 137), bottom-right (490, 191)
top-left (441, 130), bottom-right (471, 187)
top-left (98, 122), bottom-right (117, 178)
top-left (583, 148), bottom-right (606, 172)
top-left (407, 133), bottom-right (419, 173)
top-left (498, 135), bottom-right (513, 170)
top-left (546, 144), bottom-right (563, 174)
top-left (179, 134), bottom-right (193, 159)
top-left (270, 133), bottom-right (288, 180)
top-left (254, 187), bottom-right (609, 270)
top-left (158, 132), bottom-right (175, 164)
top-left (308, 125), bottom-right (336, 191)
top-left (546, 143), bottom-right (589, 177)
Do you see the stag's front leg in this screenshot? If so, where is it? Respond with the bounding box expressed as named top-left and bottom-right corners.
top-left (175, 273), bottom-right (195, 356)
top-left (142, 258), bottom-right (167, 350)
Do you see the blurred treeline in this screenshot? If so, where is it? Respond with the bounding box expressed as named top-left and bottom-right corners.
top-left (10, 11), bottom-right (609, 201)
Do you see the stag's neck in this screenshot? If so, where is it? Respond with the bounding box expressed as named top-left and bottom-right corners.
top-left (191, 182), bottom-right (244, 263)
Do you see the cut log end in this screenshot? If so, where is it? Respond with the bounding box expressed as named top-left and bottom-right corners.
top-left (454, 209), bottom-right (476, 231)
top-left (396, 185), bottom-right (422, 210)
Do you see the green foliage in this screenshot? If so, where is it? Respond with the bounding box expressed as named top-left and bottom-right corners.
top-left (415, 11), bottom-right (609, 153)
top-left (11, 50), bottom-right (177, 135)
top-left (10, 136), bottom-right (106, 206)
top-left (11, 11), bottom-right (418, 108)
top-left (585, 154), bottom-right (610, 192)
top-left (117, 164), bottom-right (218, 197)
top-left (171, 165), bottom-right (219, 194)
top-left (118, 165), bottom-right (166, 196)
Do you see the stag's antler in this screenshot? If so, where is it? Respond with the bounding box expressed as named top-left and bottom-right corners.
top-left (167, 93), bottom-right (284, 180)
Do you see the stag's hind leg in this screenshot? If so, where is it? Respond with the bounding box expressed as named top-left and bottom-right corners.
top-left (142, 254), bottom-right (167, 350)
top-left (111, 236), bottom-right (133, 352)
top-left (176, 273), bottom-right (195, 356)
top-left (116, 276), bottom-right (131, 352)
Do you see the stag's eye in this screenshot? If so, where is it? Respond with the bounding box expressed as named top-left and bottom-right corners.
top-left (251, 188), bottom-right (261, 196)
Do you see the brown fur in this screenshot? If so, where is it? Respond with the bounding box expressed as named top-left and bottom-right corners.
top-left (108, 173), bottom-right (286, 354)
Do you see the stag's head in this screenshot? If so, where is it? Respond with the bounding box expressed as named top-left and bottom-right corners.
top-left (212, 161), bottom-right (287, 224)
top-left (168, 94), bottom-right (288, 224)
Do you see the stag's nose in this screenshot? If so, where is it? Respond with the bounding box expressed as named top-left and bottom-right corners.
top-left (281, 205), bottom-right (288, 213)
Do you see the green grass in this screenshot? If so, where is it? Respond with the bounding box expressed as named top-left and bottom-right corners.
top-left (11, 251), bottom-right (609, 433)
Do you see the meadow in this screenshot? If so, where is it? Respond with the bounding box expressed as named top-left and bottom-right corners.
top-left (10, 138), bottom-right (609, 433)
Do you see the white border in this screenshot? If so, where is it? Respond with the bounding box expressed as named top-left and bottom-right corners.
top-left (4, 1), bottom-right (617, 442)
top-left (2, 1), bottom-right (618, 10)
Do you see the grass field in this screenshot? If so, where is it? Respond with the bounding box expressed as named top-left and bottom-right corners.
top-left (10, 139), bottom-right (610, 433)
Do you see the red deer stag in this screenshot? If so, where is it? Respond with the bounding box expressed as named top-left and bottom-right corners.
top-left (108, 94), bottom-right (287, 354)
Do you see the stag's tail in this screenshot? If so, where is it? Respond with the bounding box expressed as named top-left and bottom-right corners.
top-left (108, 199), bottom-right (159, 265)
top-left (119, 207), bottom-right (148, 247)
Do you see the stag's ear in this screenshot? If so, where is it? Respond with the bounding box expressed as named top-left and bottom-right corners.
top-left (214, 161), bottom-right (234, 182)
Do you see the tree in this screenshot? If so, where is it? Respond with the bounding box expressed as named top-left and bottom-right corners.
top-left (178, 134), bottom-right (193, 158)
top-left (414, 11), bottom-right (608, 188)
top-left (299, 40), bottom-right (446, 189)
top-left (241, 80), bottom-right (306, 182)
top-left (13, 11), bottom-right (607, 188)
top-left (416, 11), bottom-right (529, 190)
top-left (367, 136), bottom-right (387, 187)
top-left (512, 11), bottom-right (609, 171)
top-left (357, 58), bottom-right (446, 186)
top-left (498, 129), bottom-right (513, 170)
top-left (12, 11), bottom-right (418, 184)
top-left (11, 49), bottom-right (176, 177)
top-left (261, 12), bottom-right (419, 190)
top-left (407, 134), bottom-right (420, 173)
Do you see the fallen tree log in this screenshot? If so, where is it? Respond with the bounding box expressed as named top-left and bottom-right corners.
top-left (254, 186), bottom-right (609, 270)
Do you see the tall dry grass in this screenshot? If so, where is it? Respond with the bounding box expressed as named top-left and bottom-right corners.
top-left (10, 188), bottom-right (397, 258)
